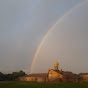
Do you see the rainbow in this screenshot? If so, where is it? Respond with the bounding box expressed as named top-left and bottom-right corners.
top-left (30, 0), bottom-right (87, 73)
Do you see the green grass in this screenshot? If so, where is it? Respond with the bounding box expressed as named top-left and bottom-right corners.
top-left (0, 81), bottom-right (88, 88)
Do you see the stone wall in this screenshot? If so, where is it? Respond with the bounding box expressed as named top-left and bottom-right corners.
top-left (48, 69), bottom-right (63, 82)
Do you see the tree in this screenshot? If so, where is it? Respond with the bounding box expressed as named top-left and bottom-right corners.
top-left (12, 70), bottom-right (26, 80)
top-left (0, 70), bottom-right (26, 81)
top-left (18, 70), bottom-right (26, 77)
top-left (0, 72), bottom-right (3, 81)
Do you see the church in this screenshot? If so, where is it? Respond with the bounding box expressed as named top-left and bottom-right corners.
top-left (19, 62), bottom-right (81, 82)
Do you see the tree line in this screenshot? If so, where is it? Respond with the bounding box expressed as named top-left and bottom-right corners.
top-left (0, 70), bottom-right (26, 81)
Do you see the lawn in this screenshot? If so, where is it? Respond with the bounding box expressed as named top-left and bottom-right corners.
top-left (0, 81), bottom-right (88, 88)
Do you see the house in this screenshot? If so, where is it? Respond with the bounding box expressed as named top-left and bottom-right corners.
top-left (79, 73), bottom-right (88, 82)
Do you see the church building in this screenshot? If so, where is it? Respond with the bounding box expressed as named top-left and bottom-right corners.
top-left (19, 62), bottom-right (79, 82)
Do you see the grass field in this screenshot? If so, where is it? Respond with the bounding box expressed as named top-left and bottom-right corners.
top-left (0, 81), bottom-right (88, 88)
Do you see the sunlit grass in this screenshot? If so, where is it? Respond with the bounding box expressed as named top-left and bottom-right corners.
top-left (0, 81), bottom-right (88, 88)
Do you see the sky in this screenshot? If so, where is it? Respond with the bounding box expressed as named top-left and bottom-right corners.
top-left (0, 0), bottom-right (88, 74)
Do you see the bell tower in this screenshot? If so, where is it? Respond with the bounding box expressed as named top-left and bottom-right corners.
top-left (54, 62), bottom-right (59, 70)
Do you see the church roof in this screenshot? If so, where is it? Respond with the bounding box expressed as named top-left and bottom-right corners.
top-left (52, 69), bottom-right (78, 78)
top-left (79, 73), bottom-right (88, 75)
top-left (24, 73), bottom-right (48, 78)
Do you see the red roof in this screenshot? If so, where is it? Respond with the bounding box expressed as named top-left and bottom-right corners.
top-left (52, 70), bottom-right (78, 78)
top-left (79, 73), bottom-right (88, 75)
top-left (24, 73), bottom-right (48, 78)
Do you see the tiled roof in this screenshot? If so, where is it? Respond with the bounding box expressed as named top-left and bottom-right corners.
top-left (52, 70), bottom-right (78, 78)
top-left (79, 73), bottom-right (88, 75)
top-left (24, 73), bottom-right (48, 78)
top-left (52, 70), bottom-right (60, 73)
top-left (52, 69), bottom-right (72, 74)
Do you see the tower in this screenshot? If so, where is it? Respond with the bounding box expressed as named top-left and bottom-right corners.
top-left (60, 68), bottom-right (62, 72)
top-left (54, 62), bottom-right (59, 70)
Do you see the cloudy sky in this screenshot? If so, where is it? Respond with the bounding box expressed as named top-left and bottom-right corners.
top-left (0, 0), bottom-right (88, 74)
